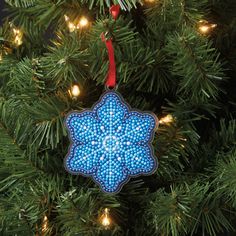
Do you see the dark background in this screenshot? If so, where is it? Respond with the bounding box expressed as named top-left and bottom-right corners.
top-left (0, 0), bottom-right (6, 24)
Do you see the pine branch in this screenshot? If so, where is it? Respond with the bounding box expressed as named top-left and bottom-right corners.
top-left (184, 119), bottom-right (236, 172)
top-left (89, 18), bottom-right (172, 94)
top-left (5, 0), bottom-right (35, 8)
top-left (0, 124), bottom-right (42, 192)
top-left (0, 55), bottom-right (18, 87)
top-left (154, 118), bottom-right (199, 179)
top-left (0, 124), bottom-right (25, 180)
top-left (56, 188), bottom-right (122, 235)
top-left (145, 0), bottom-right (207, 24)
top-left (6, 57), bottom-right (44, 96)
top-left (80, 0), bottom-right (142, 11)
top-left (210, 149), bottom-right (236, 208)
top-left (25, 95), bottom-right (69, 149)
top-left (211, 119), bottom-right (236, 152)
top-left (166, 98), bottom-right (219, 120)
top-left (0, 0), bottom-right (235, 235)
top-left (166, 27), bottom-right (225, 103)
top-left (0, 20), bottom-right (21, 50)
top-left (41, 32), bottom-right (89, 89)
top-left (144, 0), bottom-right (207, 43)
top-left (145, 181), bottom-right (234, 236)
top-left (145, 182), bottom-right (209, 236)
top-left (191, 190), bottom-right (234, 236)
top-left (0, 96), bottom-right (33, 145)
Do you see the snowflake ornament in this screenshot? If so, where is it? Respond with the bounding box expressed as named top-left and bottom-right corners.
top-left (65, 91), bottom-right (158, 193)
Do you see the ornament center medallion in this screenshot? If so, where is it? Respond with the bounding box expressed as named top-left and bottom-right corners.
top-left (103, 135), bottom-right (119, 152)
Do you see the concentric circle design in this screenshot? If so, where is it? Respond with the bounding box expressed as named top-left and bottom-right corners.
top-left (65, 91), bottom-right (158, 193)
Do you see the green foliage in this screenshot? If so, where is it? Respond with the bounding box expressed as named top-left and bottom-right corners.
top-left (5, 0), bottom-right (36, 8)
top-left (145, 182), bottom-right (234, 236)
top-left (144, 0), bottom-right (207, 43)
top-left (166, 27), bottom-right (224, 103)
top-left (145, 182), bottom-right (209, 236)
top-left (0, 55), bottom-right (18, 87)
top-left (23, 94), bottom-right (69, 149)
top-left (0, 124), bottom-right (41, 235)
top-left (56, 188), bottom-right (122, 235)
top-left (0, 96), bottom-right (33, 145)
top-left (191, 190), bottom-right (234, 236)
top-left (6, 57), bottom-right (44, 95)
top-left (81, 0), bottom-right (142, 11)
top-left (0, 20), bottom-right (17, 44)
top-left (0, 125), bottom-right (26, 180)
top-left (132, 49), bottom-right (172, 94)
top-left (155, 119), bottom-right (199, 178)
top-left (41, 32), bottom-right (90, 88)
top-left (145, 0), bottom-right (206, 26)
top-left (90, 18), bottom-right (172, 94)
top-left (211, 150), bottom-right (236, 207)
top-left (211, 119), bottom-right (236, 152)
top-left (0, 0), bottom-right (236, 235)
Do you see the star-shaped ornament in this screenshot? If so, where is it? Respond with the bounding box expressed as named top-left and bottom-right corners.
top-left (65, 91), bottom-right (158, 193)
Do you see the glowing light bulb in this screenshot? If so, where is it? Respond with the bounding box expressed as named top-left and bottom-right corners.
top-left (159, 114), bottom-right (174, 125)
top-left (100, 208), bottom-right (111, 228)
top-left (211, 23), bottom-right (217, 29)
top-left (144, 0), bottom-right (156, 2)
top-left (71, 84), bottom-right (80, 97)
top-left (64, 15), bottom-right (76, 32)
top-left (102, 215), bottom-right (111, 227)
top-left (69, 84), bottom-right (80, 98)
top-left (0, 54), bottom-right (2, 61)
top-left (64, 14), bottom-right (89, 31)
top-left (14, 35), bottom-right (23, 45)
top-left (13, 28), bottom-right (23, 46)
top-left (199, 25), bottom-right (210, 33)
top-left (78, 17), bottom-right (89, 28)
top-left (42, 215), bottom-right (48, 233)
top-left (198, 20), bottom-right (217, 35)
top-left (64, 14), bottom-right (69, 21)
top-left (68, 22), bottom-right (76, 32)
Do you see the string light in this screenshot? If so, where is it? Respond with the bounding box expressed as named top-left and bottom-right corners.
top-left (13, 28), bottom-right (23, 46)
top-left (159, 114), bottom-right (174, 125)
top-left (64, 14), bottom-right (89, 32)
top-left (144, 0), bottom-right (156, 3)
top-left (100, 208), bottom-right (111, 229)
top-left (78, 16), bottom-right (89, 28)
top-left (42, 215), bottom-right (48, 233)
top-left (69, 84), bottom-right (81, 98)
top-left (198, 20), bottom-right (217, 35)
top-left (64, 15), bottom-right (69, 21)
top-left (64, 15), bottom-right (76, 32)
top-left (68, 22), bottom-right (76, 32)
top-left (0, 54), bottom-right (2, 62)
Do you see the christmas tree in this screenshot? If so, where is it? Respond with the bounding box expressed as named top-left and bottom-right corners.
top-left (0, 0), bottom-right (236, 235)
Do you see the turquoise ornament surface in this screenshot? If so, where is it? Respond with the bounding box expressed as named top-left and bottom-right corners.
top-left (65, 91), bottom-right (158, 193)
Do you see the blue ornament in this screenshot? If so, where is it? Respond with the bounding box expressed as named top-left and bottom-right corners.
top-left (65, 91), bottom-right (158, 193)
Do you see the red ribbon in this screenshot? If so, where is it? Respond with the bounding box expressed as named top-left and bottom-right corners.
top-left (106, 39), bottom-right (116, 88)
top-left (101, 4), bottom-right (120, 88)
top-left (104, 37), bottom-right (116, 88)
